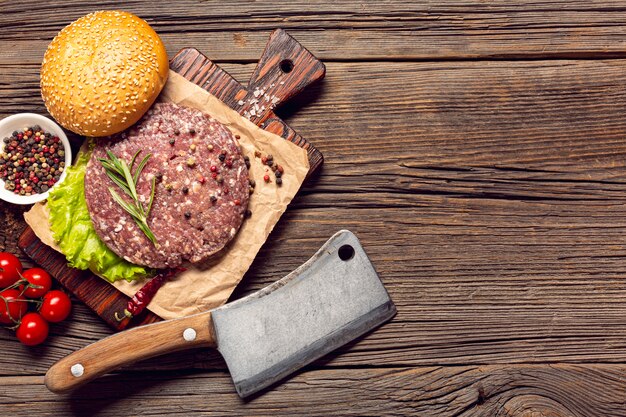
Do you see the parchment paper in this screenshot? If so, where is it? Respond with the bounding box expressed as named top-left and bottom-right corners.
top-left (24, 70), bottom-right (310, 319)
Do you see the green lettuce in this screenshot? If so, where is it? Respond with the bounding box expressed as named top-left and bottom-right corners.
top-left (47, 141), bottom-right (152, 282)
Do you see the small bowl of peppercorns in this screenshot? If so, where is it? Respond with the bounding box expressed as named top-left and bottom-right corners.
top-left (0, 113), bottom-right (72, 205)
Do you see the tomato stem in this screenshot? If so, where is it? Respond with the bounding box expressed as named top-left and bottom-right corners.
top-left (0, 295), bottom-right (21, 324)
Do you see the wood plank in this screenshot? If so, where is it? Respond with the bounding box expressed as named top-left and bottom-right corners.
top-left (5, 1), bottom-right (626, 62)
top-left (5, 59), bottom-right (626, 373)
top-left (1, 365), bottom-right (625, 416)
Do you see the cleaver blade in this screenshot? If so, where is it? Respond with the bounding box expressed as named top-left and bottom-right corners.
top-left (45, 230), bottom-right (396, 397)
top-left (213, 229), bottom-right (396, 397)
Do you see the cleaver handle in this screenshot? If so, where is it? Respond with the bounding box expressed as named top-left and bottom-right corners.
top-left (45, 310), bottom-right (216, 393)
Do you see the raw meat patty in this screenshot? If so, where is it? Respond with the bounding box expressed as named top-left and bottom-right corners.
top-left (84, 102), bottom-right (250, 268)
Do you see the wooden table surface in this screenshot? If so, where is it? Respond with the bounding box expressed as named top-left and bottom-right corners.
top-left (2, 1), bottom-right (626, 416)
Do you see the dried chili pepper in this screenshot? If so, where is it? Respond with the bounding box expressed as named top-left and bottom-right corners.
top-left (115, 268), bottom-right (185, 322)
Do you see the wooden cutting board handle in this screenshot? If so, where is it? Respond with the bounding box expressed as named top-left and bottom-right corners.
top-left (44, 311), bottom-right (216, 394)
top-left (240, 28), bottom-right (326, 125)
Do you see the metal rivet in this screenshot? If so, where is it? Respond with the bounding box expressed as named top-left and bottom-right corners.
top-left (70, 363), bottom-right (84, 378)
top-left (183, 328), bottom-right (197, 342)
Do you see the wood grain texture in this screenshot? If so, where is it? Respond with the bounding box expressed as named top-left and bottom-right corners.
top-left (3, 1), bottom-right (626, 415)
top-left (2, 365), bottom-right (626, 416)
top-left (6, 1), bottom-right (626, 62)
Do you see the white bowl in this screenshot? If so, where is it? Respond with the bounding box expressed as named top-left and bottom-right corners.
top-left (0, 113), bottom-right (72, 205)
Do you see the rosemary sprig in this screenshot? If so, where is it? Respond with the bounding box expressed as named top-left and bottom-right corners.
top-left (98, 150), bottom-right (158, 247)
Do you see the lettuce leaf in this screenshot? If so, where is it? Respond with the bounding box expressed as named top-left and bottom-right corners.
top-left (47, 141), bottom-right (152, 282)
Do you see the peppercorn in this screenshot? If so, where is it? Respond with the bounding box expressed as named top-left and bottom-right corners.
top-left (277, 165), bottom-right (284, 174)
top-left (217, 175), bottom-right (224, 184)
top-left (275, 170), bottom-right (282, 178)
top-left (184, 212), bottom-right (191, 219)
top-left (263, 174), bottom-right (270, 183)
top-left (169, 138), bottom-right (175, 145)
top-left (182, 186), bottom-right (189, 194)
top-left (234, 199), bottom-right (241, 206)
top-left (189, 128), bottom-right (196, 135)
top-left (207, 144), bottom-right (214, 152)
top-left (210, 195), bottom-right (217, 203)
top-left (276, 177), bottom-right (283, 186)
top-left (186, 157), bottom-right (196, 167)
top-left (261, 156), bottom-right (267, 164)
top-left (210, 165), bottom-right (217, 172)
top-left (254, 150), bottom-right (262, 158)
top-left (174, 129), bottom-right (180, 136)
top-left (0, 125), bottom-right (65, 196)
top-left (190, 144), bottom-right (197, 152)
top-left (155, 173), bottom-right (164, 182)
top-left (249, 179), bottom-right (256, 188)
top-left (235, 134), bottom-right (241, 140)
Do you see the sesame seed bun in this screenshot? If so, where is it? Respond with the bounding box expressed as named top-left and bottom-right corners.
top-left (40, 11), bottom-right (169, 137)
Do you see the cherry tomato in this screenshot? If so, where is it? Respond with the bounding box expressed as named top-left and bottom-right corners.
top-left (40, 290), bottom-right (71, 323)
top-left (20, 268), bottom-right (52, 299)
top-left (0, 252), bottom-right (23, 288)
top-left (0, 289), bottom-right (28, 324)
top-left (16, 313), bottom-right (49, 346)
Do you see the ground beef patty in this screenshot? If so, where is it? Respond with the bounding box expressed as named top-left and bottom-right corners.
top-left (84, 102), bottom-right (250, 268)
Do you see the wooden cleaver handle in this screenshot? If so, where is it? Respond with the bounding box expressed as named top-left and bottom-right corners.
top-left (45, 311), bottom-right (216, 393)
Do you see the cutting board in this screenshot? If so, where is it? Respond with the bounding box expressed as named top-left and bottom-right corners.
top-left (18, 29), bottom-right (325, 331)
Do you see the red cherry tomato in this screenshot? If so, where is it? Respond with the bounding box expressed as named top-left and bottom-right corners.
top-left (40, 290), bottom-right (71, 323)
top-left (16, 313), bottom-right (49, 346)
top-left (20, 268), bottom-right (52, 299)
top-left (0, 252), bottom-right (23, 288)
top-left (0, 289), bottom-right (28, 324)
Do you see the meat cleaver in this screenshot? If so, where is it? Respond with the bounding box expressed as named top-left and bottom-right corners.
top-left (45, 230), bottom-right (396, 396)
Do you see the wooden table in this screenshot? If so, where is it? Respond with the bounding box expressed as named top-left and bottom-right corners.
top-left (2, 1), bottom-right (626, 416)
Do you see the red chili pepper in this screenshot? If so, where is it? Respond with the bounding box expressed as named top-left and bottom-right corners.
top-left (115, 267), bottom-right (185, 322)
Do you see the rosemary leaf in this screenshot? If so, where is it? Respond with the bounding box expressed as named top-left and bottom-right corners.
top-left (97, 159), bottom-right (118, 172)
top-left (109, 188), bottom-right (142, 219)
top-left (105, 150), bottom-right (122, 171)
top-left (147, 176), bottom-right (156, 214)
top-left (120, 160), bottom-right (137, 203)
top-left (104, 171), bottom-right (132, 198)
top-left (129, 150), bottom-right (141, 172)
top-left (133, 153), bottom-right (152, 186)
top-left (136, 219), bottom-right (157, 246)
top-left (100, 150), bottom-right (158, 246)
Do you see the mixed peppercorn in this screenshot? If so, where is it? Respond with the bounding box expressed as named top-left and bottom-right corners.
top-left (0, 126), bottom-right (65, 196)
top-left (255, 151), bottom-right (284, 186)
